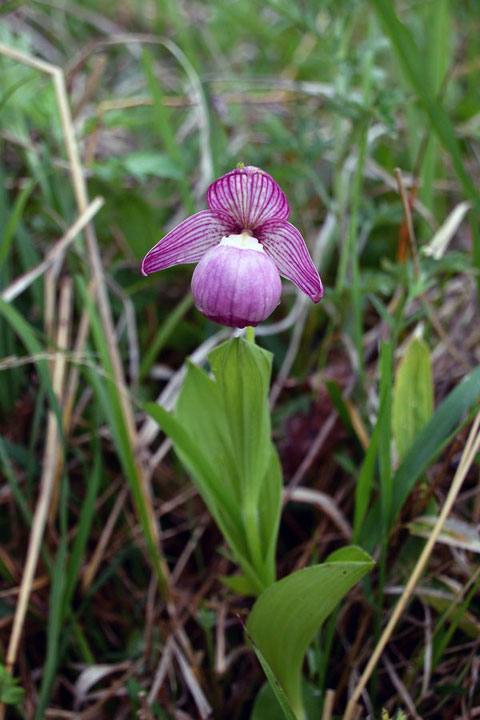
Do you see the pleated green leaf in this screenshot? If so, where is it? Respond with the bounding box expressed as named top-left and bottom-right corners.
top-left (360, 364), bottom-right (480, 548)
top-left (208, 337), bottom-right (273, 506)
top-left (246, 546), bottom-right (374, 719)
top-left (144, 401), bottom-right (249, 563)
top-left (244, 625), bottom-right (298, 720)
top-left (144, 337), bottom-right (282, 594)
top-left (391, 364), bottom-right (480, 521)
top-left (251, 679), bottom-right (323, 720)
top-left (393, 336), bottom-right (433, 460)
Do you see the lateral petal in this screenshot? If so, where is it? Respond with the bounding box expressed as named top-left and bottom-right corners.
top-left (207, 166), bottom-right (290, 230)
top-left (141, 210), bottom-right (240, 275)
top-left (256, 219), bottom-right (323, 302)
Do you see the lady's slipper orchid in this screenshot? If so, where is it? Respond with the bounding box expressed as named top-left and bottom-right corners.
top-left (141, 165), bottom-right (323, 328)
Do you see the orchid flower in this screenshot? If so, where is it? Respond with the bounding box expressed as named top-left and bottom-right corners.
top-left (141, 165), bottom-right (323, 328)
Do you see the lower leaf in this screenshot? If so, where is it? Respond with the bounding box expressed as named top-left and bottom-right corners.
top-left (246, 546), bottom-right (374, 720)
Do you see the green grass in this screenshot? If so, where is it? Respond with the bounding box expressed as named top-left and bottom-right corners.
top-left (0, 0), bottom-right (479, 718)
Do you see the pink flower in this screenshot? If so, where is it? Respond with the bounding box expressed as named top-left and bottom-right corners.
top-left (141, 165), bottom-right (323, 328)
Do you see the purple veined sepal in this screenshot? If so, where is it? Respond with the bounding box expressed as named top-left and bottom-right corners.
top-left (207, 166), bottom-right (290, 230)
top-left (141, 209), bottom-right (240, 276)
top-left (255, 219), bottom-right (324, 303)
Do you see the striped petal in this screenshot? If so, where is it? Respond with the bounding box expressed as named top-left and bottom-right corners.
top-left (207, 166), bottom-right (289, 230)
top-left (256, 219), bottom-right (323, 302)
top-left (141, 210), bottom-right (240, 276)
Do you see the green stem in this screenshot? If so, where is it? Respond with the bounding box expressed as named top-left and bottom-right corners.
top-left (245, 326), bottom-right (255, 343)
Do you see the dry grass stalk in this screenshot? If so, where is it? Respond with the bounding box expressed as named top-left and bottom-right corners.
top-left (215, 602), bottom-right (228, 676)
top-left (0, 575), bottom-right (50, 600)
top-left (171, 521), bottom-right (207, 584)
top-left (73, 52), bottom-right (107, 117)
top-left (395, 167), bottom-right (470, 372)
top-left (0, 196), bottom-right (104, 303)
top-left (395, 167), bottom-right (421, 279)
top-left (171, 640), bottom-right (212, 719)
top-left (76, 662), bottom-right (141, 720)
top-left (62, 291), bottom-right (94, 436)
top-left (283, 486), bottom-right (351, 539)
top-left (81, 485), bottom-right (128, 593)
top-left (44, 267), bottom-right (57, 352)
top-left (48, 279), bottom-right (74, 523)
top-left (382, 653), bottom-right (421, 720)
top-left (0, 41), bottom-right (167, 594)
top-left (147, 636), bottom-right (175, 706)
top-left (4, 278), bottom-right (72, 678)
top-left (321, 689), bottom-right (336, 720)
top-left (269, 212), bottom-right (336, 409)
top-left (343, 411), bottom-right (480, 720)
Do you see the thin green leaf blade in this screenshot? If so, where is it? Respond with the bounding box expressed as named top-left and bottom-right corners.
top-left (76, 277), bottom-right (168, 592)
top-left (35, 529), bottom-right (67, 718)
top-left (141, 48), bottom-right (194, 213)
top-left (378, 341), bottom-right (393, 525)
top-left (0, 297), bottom-right (62, 429)
top-left (138, 293), bottom-right (193, 382)
top-left (369, 0), bottom-right (480, 208)
top-left (62, 436), bottom-right (102, 616)
top-left (353, 423), bottom-right (379, 540)
top-left (0, 178), bottom-right (35, 271)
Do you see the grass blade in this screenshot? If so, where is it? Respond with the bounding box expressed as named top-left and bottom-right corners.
top-left (76, 276), bottom-right (169, 595)
top-left (360, 365), bottom-right (480, 548)
top-left (141, 49), bottom-right (194, 214)
top-left (0, 178), bottom-right (35, 272)
top-left (138, 293), bottom-right (193, 382)
top-left (0, 298), bottom-right (62, 428)
top-left (390, 366), bottom-right (480, 524)
top-left (62, 435), bottom-right (102, 616)
top-left (369, 0), bottom-right (480, 208)
top-left (35, 490), bottom-right (67, 719)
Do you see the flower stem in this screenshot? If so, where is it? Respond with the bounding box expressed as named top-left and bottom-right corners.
top-left (245, 326), bottom-right (255, 344)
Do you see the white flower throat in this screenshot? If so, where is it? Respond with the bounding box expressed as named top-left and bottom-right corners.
top-left (219, 231), bottom-right (265, 253)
